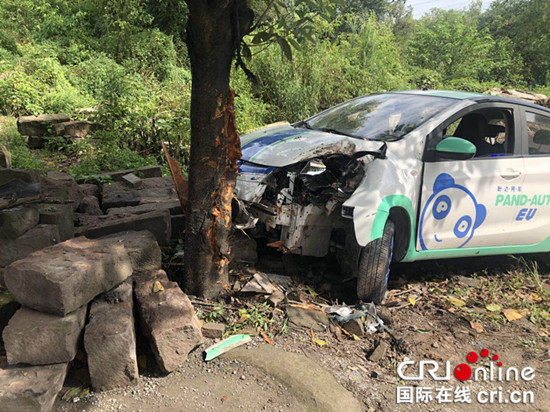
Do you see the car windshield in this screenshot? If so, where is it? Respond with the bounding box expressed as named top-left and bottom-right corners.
top-left (302, 94), bottom-right (456, 141)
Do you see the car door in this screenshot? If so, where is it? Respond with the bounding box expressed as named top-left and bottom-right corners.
top-left (507, 107), bottom-right (550, 246)
top-left (417, 103), bottom-right (524, 251)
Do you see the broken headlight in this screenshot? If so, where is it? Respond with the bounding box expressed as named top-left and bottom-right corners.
top-left (296, 155), bottom-right (365, 206)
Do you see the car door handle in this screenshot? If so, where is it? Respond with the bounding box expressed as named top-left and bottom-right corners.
top-left (501, 169), bottom-right (521, 180)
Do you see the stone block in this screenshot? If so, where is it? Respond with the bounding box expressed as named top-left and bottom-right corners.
top-left (0, 168), bottom-right (40, 188)
top-left (3, 306), bottom-right (86, 365)
top-left (106, 200), bottom-right (182, 216)
top-left (121, 173), bottom-right (142, 188)
top-left (0, 362), bottom-right (68, 412)
top-left (4, 236), bottom-right (132, 316)
top-left (85, 280), bottom-right (138, 391)
top-left (77, 195), bottom-right (102, 216)
top-left (99, 230), bottom-right (161, 273)
top-left (101, 177), bottom-right (177, 210)
top-left (78, 183), bottom-right (99, 197)
top-left (202, 322), bottom-right (225, 339)
top-left (33, 203), bottom-right (74, 241)
top-left (75, 210), bottom-right (171, 246)
top-left (54, 120), bottom-right (99, 138)
top-left (0, 224), bottom-right (60, 268)
top-left (39, 175), bottom-right (83, 212)
top-left (0, 206), bottom-right (39, 239)
top-left (134, 270), bottom-right (202, 373)
top-left (17, 114), bottom-right (70, 136)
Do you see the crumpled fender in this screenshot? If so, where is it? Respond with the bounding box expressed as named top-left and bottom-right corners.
top-left (343, 151), bottom-right (421, 247)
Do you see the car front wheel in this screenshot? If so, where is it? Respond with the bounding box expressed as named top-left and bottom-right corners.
top-left (357, 220), bottom-right (395, 303)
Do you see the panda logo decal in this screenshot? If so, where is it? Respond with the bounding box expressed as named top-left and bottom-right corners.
top-left (419, 173), bottom-right (487, 250)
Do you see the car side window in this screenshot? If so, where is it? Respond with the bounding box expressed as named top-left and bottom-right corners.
top-left (442, 108), bottom-right (514, 157)
top-left (526, 111), bottom-right (550, 155)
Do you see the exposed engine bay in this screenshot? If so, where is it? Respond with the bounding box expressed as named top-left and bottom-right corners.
top-left (233, 154), bottom-right (368, 257)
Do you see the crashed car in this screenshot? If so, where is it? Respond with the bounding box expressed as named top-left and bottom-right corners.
top-left (233, 90), bottom-right (550, 303)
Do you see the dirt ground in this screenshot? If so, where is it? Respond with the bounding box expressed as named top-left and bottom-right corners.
top-left (55, 249), bottom-right (550, 411)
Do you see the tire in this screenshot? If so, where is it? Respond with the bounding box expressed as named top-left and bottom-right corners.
top-left (357, 220), bottom-right (395, 304)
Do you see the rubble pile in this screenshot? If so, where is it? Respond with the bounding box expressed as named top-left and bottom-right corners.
top-left (0, 232), bottom-right (202, 412)
top-left (0, 158), bottom-right (205, 411)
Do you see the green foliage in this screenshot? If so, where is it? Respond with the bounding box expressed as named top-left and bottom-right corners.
top-left (0, 0), bottom-right (548, 174)
top-left (407, 8), bottom-right (524, 86)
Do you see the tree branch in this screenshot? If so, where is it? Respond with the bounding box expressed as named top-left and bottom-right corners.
top-left (249, 0), bottom-right (277, 33)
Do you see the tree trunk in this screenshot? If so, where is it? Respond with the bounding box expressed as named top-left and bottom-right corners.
top-left (183, 0), bottom-right (252, 298)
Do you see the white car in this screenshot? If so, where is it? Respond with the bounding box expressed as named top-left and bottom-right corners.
top-left (233, 90), bottom-right (550, 302)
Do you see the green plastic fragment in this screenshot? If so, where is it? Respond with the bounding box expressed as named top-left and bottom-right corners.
top-left (204, 334), bottom-right (251, 361)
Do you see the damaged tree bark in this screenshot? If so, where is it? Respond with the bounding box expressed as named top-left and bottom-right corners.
top-left (183, 0), bottom-right (253, 297)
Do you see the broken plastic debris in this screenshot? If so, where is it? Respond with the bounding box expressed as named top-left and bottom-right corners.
top-left (204, 334), bottom-right (252, 361)
top-left (325, 305), bottom-right (354, 318)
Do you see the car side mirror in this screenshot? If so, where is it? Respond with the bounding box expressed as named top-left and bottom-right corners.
top-left (435, 137), bottom-right (476, 160)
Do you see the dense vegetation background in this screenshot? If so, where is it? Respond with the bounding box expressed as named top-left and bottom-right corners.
top-left (0, 0), bottom-right (548, 177)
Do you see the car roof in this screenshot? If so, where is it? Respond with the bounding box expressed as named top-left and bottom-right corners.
top-left (391, 90), bottom-right (550, 114)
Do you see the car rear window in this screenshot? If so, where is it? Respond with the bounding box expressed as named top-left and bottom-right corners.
top-left (306, 94), bottom-right (455, 141)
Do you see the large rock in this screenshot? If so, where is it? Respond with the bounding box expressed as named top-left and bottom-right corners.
top-left (3, 306), bottom-right (86, 365)
top-left (85, 280), bottom-right (138, 391)
top-left (33, 203), bottom-right (74, 241)
top-left (39, 175), bottom-right (83, 212)
top-left (77, 195), bottom-right (102, 215)
top-left (17, 114), bottom-right (70, 136)
top-left (4, 236), bottom-right (132, 316)
top-left (102, 177), bottom-right (177, 210)
top-left (76, 166), bottom-right (162, 184)
top-left (0, 168), bottom-right (40, 187)
top-left (75, 209), bottom-right (171, 246)
top-left (134, 270), bottom-right (202, 373)
top-left (0, 206), bottom-right (39, 239)
top-left (106, 200), bottom-right (183, 216)
top-left (0, 224), bottom-right (60, 267)
top-left (0, 362), bottom-right (68, 412)
top-left (54, 120), bottom-right (99, 138)
top-left (78, 183), bottom-right (99, 197)
top-left (99, 231), bottom-right (161, 273)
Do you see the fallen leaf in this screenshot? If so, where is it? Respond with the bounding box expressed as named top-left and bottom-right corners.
top-left (486, 303), bottom-right (502, 312)
top-left (62, 386), bottom-right (82, 401)
top-left (408, 296), bottom-right (416, 306)
top-left (448, 297), bottom-right (466, 307)
top-left (221, 395), bottom-right (229, 403)
top-left (470, 321), bottom-right (484, 333)
top-left (314, 338), bottom-right (326, 347)
top-left (80, 388), bottom-right (90, 399)
top-left (259, 329), bottom-right (273, 345)
top-left (503, 308), bottom-right (524, 322)
top-left (152, 281), bottom-right (164, 293)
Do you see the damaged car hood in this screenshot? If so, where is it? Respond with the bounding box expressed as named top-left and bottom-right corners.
top-left (240, 124), bottom-right (382, 167)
